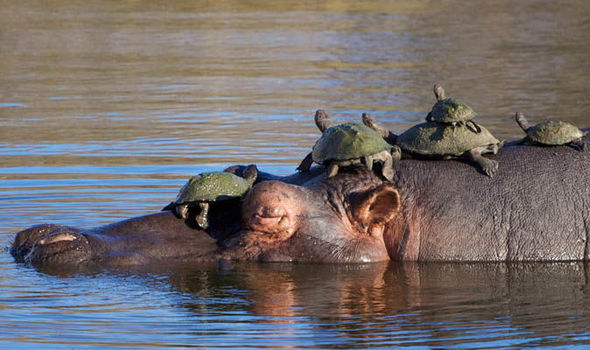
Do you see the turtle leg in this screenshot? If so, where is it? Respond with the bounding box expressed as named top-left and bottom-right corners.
top-left (490, 140), bottom-right (505, 155)
top-left (380, 152), bottom-right (394, 181)
top-left (569, 138), bottom-right (586, 151)
top-left (466, 120), bottom-right (482, 133)
top-left (297, 152), bottom-right (313, 172)
top-left (467, 147), bottom-right (498, 177)
top-left (176, 204), bottom-right (189, 219)
top-left (327, 162), bottom-right (339, 177)
top-left (391, 145), bottom-right (402, 161)
top-left (195, 202), bottom-right (210, 229)
top-left (369, 150), bottom-right (396, 181)
top-left (363, 155), bottom-right (374, 170)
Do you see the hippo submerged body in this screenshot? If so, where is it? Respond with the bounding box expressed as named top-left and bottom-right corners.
top-left (10, 134), bottom-right (590, 269)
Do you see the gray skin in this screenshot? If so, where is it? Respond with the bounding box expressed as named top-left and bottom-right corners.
top-left (10, 129), bottom-right (590, 269)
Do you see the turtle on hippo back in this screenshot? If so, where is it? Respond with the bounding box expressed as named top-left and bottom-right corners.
top-left (395, 121), bottom-right (504, 177)
top-left (362, 86), bottom-right (504, 177)
top-left (297, 109), bottom-right (401, 181)
top-left (163, 164), bottom-right (258, 229)
top-left (426, 83), bottom-right (481, 133)
top-left (515, 112), bottom-right (586, 151)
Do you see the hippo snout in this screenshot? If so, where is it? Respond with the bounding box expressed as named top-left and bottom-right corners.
top-left (241, 181), bottom-right (306, 242)
top-left (27, 231), bottom-right (93, 266)
top-left (11, 224), bottom-right (94, 267)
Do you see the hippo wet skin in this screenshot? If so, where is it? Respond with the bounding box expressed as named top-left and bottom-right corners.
top-left (10, 135), bottom-right (590, 268)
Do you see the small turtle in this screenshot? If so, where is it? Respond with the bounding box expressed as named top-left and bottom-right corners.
top-left (515, 112), bottom-right (586, 150)
top-left (426, 83), bottom-right (481, 133)
top-left (297, 110), bottom-right (400, 181)
top-left (396, 121), bottom-right (504, 177)
top-left (163, 164), bottom-right (258, 229)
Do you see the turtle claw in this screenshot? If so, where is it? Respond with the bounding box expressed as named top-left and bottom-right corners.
top-left (327, 163), bottom-right (339, 177)
top-left (481, 159), bottom-right (499, 177)
top-left (468, 148), bottom-right (499, 178)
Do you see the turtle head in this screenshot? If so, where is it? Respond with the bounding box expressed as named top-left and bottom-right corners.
top-left (361, 113), bottom-right (381, 133)
top-left (242, 164), bottom-right (258, 186)
top-left (433, 83), bottom-right (446, 101)
top-left (515, 112), bottom-right (530, 131)
top-left (314, 109), bottom-right (335, 132)
top-left (362, 113), bottom-right (397, 144)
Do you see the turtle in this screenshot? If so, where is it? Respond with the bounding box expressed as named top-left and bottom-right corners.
top-left (515, 112), bottom-right (586, 151)
top-left (163, 164), bottom-right (258, 229)
top-left (425, 83), bottom-right (481, 133)
top-left (396, 121), bottom-right (504, 177)
top-left (296, 109), bottom-right (401, 181)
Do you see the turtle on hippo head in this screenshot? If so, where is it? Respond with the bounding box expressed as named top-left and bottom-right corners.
top-left (163, 165), bottom-right (258, 229)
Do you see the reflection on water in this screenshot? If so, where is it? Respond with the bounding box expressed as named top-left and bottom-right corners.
top-left (1, 262), bottom-right (590, 348)
top-left (2, 0), bottom-right (590, 348)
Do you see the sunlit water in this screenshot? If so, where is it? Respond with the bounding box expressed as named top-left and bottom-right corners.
top-left (2, 1), bottom-right (590, 348)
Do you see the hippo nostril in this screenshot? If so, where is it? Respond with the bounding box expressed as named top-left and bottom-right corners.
top-left (256, 206), bottom-right (286, 219)
top-left (38, 233), bottom-right (78, 245)
top-left (252, 214), bottom-right (283, 227)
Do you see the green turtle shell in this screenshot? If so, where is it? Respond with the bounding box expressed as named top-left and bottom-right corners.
top-left (174, 172), bottom-right (252, 204)
top-left (311, 123), bottom-right (392, 163)
top-left (526, 120), bottom-right (585, 145)
top-left (430, 98), bottom-right (476, 123)
top-left (397, 122), bottom-right (500, 156)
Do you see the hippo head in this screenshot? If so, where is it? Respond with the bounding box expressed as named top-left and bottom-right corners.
top-left (11, 167), bottom-right (404, 270)
top-left (222, 169), bottom-right (401, 263)
top-left (11, 224), bottom-right (106, 268)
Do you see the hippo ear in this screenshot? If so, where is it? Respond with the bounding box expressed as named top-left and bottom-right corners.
top-left (350, 184), bottom-right (401, 231)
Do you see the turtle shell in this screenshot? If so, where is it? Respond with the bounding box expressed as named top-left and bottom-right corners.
top-left (526, 120), bottom-right (585, 145)
top-left (311, 123), bottom-right (392, 163)
top-left (174, 172), bottom-right (251, 204)
top-left (430, 98), bottom-right (476, 123)
top-left (397, 122), bottom-right (500, 156)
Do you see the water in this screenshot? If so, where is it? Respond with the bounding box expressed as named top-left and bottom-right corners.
top-left (1, 0), bottom-right (590, 348)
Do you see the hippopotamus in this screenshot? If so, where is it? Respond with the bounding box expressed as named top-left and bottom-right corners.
top-left (10, 131), bottom-right (590, 269)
